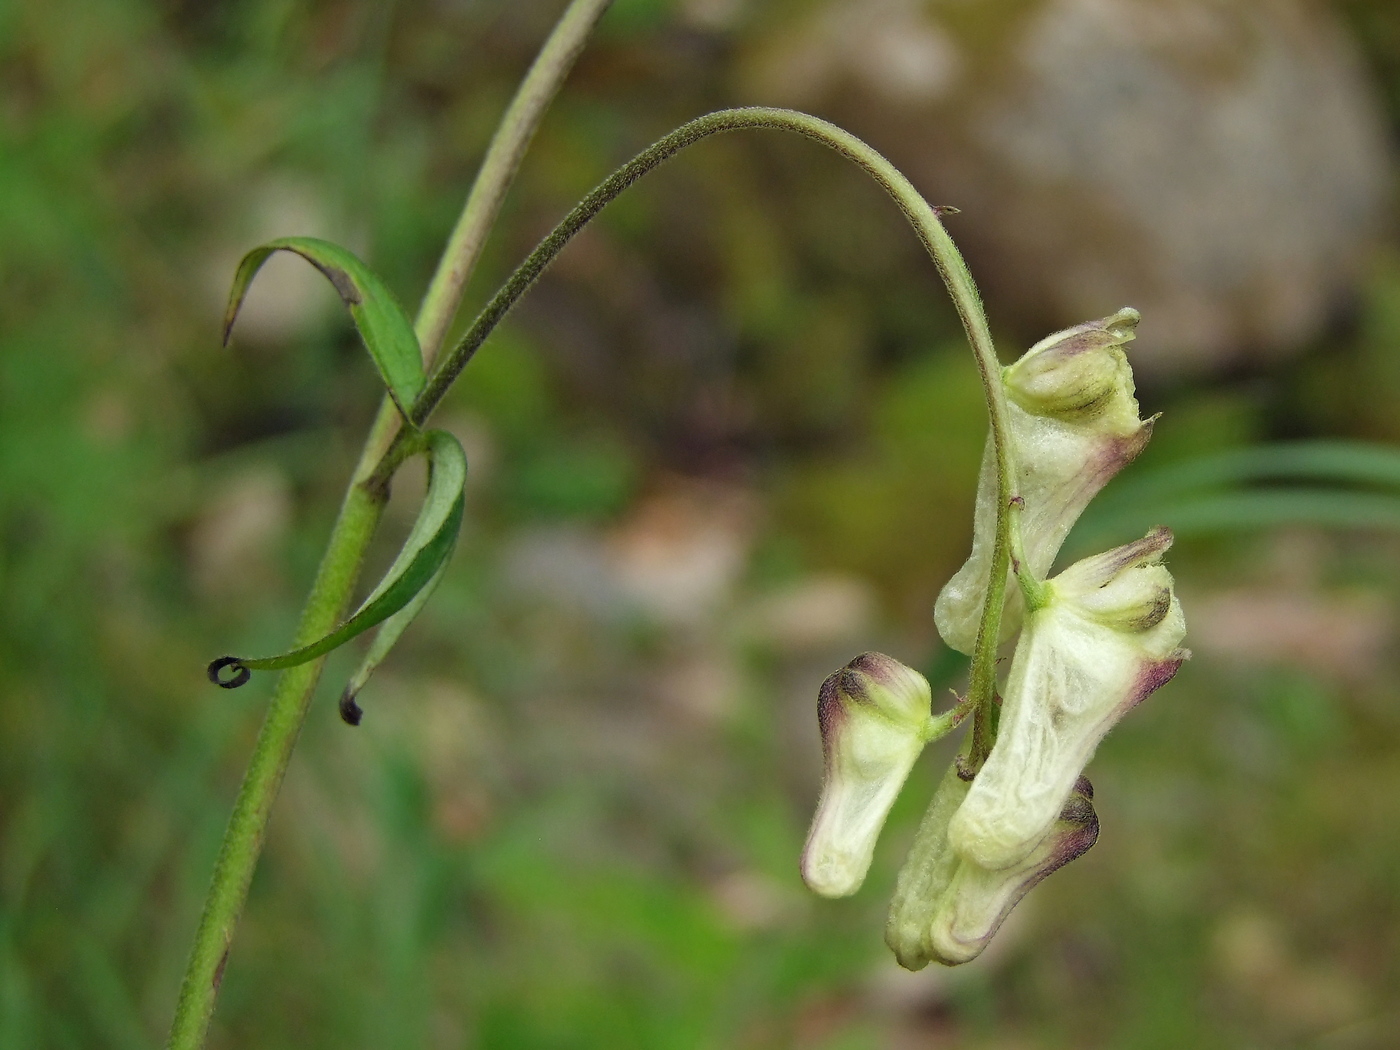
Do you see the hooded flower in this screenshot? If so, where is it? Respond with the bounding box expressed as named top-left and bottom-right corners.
top-left (886, 767), bottom-right (1099, 970)
top-left (948, 527), bottom-right (1188, 871)
top-left (935, 308), bottom-right (1152, 654)
top-left (802, 653), bottom-right (936, 898)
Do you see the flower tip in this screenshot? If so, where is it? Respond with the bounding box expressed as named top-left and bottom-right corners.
top-left (1104, 306), bottom-right (1141, 338)
top-left (829, 652), bottom-right (933, 728)
top-left (804, 653), bottom-right (935, 899)
top-left (800, 843), bottom-right (864, 899)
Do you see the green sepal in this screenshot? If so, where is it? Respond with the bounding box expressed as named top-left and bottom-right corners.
top-left (208, 430), bottom-right (467, 687)
top-left (223, 236), bottom-right (426, 422)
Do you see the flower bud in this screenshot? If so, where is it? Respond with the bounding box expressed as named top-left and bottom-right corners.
top-left (935, 309), bottom-right (1152, 654)
top-left (948, 528), bottom-right (1187, 871)
top-left (925, 777), bottom-right (1099, 965)
top-left (802, 653), bottom-right (935, 898)
top-left (1005, 308), bottom-right (1142, 420)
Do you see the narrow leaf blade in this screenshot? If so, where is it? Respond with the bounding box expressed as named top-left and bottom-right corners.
top-left (208, 430), bottom-right (467, 687)
top-left (1091, 441), bottom-right (1400, 514)
top-left (223, 236), bottom-right (426, 419)
top-left (1071, 487), bottom-right (1400, 553)
top-left (338, 551), bottom-right (454, 725)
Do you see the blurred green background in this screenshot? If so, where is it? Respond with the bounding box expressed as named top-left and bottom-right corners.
top-left (5, 0), bottom-right (1400, 1046)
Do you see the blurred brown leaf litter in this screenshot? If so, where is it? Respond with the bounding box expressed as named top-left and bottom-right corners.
top-left (4, 0), bottom-right (1400, 1046)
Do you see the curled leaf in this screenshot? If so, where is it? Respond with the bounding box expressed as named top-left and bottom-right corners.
top-left (224, 236), bottom-right (426, 421)
top-left (338, 551), bottom-right (453, 725)
top-left (208, 430), bottom-right (467, 687)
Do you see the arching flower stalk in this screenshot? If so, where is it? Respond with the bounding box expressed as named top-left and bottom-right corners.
top-left (801, 306), bottom-right (1187, 970)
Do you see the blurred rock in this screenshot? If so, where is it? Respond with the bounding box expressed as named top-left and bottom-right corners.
top-left (500, 478), bottom-right (757, 627)
top-left (1212, 908), bottom-right (1367, 1036)
top-left (742, 0), bottom-right (1393, 378)
top-left (654, 647), bottom-right (743, 723)
top-left (744, 574), bottom-right (878, 652)
top-left (189, 464), bottom-right (292, 603)
top-left (606, 478), bottom-right (757, 627)
top-left (1187, 586), bottom-right (1393, 681)
top-left (708, 868), bottom-right (800, 931)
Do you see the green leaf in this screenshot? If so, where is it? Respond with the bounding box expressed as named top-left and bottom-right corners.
top-left (208, 430), bottom-right (467, 688)
top-left (1070, 441), bottom-right (1400, 553)
top-left (223, 236), bottom-right (426, 420)
top-left (1074, 487), bottom-right (1400, 552)
top-left (1095, 441), bottom-right (1400, 509)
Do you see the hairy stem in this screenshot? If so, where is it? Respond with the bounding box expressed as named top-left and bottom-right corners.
top-left (415, 0), bottom-right (615, 364)
top-left (164, 3), bottom-right (609, 1046)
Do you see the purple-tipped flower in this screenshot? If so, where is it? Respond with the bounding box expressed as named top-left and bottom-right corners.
top-left (935, 309), bottom-right (1152, 654)
top-left (925, 777), bottom-right (1099, 965)
top-left (948, 527), bottom-right (1188, 871)
top-left (886, 770), bottom-right (1099, 970)
top-left (802, 653), bottom-right (936, 898)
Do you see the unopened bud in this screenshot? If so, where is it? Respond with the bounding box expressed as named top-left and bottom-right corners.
top-left (886, 771), bottom-right (1098, 969)
top-left (949, 529), bottom-right (1187, 871)
top-left (935, 308), bottom-right (1152, 654)
top-left (1005, 308), bottom-right (1141, 420)
top-left (802, 653), bottom-right (935, 898)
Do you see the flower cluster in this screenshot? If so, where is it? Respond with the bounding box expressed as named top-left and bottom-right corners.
top-left (800, 309), bottom-right (1188, 969)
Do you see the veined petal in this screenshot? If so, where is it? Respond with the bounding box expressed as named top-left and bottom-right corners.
top-left (925, 777), bottom-right (1099, 965)
top-left (948, 529), bottom-right (1187, 870)
top-left (802, 654), bottom-right (935, 898)
top-left (935, 309), bottom-right (1151, 654)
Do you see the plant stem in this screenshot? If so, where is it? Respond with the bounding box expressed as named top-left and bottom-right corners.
top-left (403, 107), bottom-right (1017, 760)
top-left (164, 4), bottom-right (610, 1047)
top-left (415, 0), bottom-right (615, 364)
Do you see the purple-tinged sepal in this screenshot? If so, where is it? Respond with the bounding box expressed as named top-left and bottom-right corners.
top-left (935, 308), bottom-right (1151, 654)
top-left (886, 772), bottom-right (1099, 970)
top-left (925, 777), bottom-right (1099, 965)
top-left (948, 527), bottom-right (1187, 871)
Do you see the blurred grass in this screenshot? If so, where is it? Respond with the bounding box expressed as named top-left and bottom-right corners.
top-left (3, 0), bottom-right (1400, 1047)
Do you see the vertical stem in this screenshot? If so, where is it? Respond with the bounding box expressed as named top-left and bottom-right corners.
top-left (165, 483), bottom-right (386, 1050)
top-left (165, 3), bottom-right (611, 1047)
top-left (415, 0), bottom-right (615, 364)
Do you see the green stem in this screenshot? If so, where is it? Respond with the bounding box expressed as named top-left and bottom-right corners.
top-left (414, 0), bottom-right (615, 364)
top-left (404, 106), bottom-right (1017, 762)
top-left (411, 108), bottom-right (1004, 426)
top-left (164, 3), bottom-right (609, 1047)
